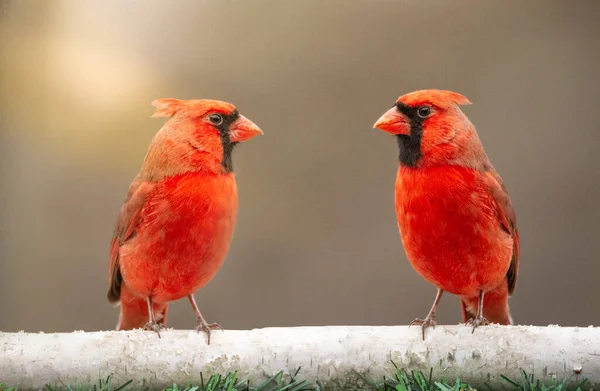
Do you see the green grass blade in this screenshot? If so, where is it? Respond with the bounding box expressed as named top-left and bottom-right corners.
top-left (113, 379), bottom-right (133, 391)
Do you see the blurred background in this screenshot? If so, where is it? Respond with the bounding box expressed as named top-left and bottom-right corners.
top-left (1, 0), bottom-right (599, 332)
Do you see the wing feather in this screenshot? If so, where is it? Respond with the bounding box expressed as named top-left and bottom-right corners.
top-left (107, 178), bottom-right (154, 305)
top-left (485, 169), bottom-right (520, 295)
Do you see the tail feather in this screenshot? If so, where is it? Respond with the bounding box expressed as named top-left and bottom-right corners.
top-left (461, 282), bottom-right (513, 325)
top-left (116, 284), bottom-right (168, 330)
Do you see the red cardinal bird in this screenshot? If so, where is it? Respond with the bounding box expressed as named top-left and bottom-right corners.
top-left (373, 90), bottom-right (519, 338)
top-left (107, 98), bottom-right (263, 343)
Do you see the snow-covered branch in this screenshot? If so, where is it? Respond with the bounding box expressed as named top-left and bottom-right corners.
top-left (1, 325), bottom-right (599, 390)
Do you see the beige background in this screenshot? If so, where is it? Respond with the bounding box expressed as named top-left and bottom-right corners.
top-left (1, 0), bottom-right (599, 332)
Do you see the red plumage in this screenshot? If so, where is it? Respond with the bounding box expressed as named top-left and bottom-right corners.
top-left (107, 98), bottom-right (262, 342)
top-left (374, 90), bottom-right (519, 337)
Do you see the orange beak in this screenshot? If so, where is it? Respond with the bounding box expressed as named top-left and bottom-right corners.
top-left (373, 106), bottom-right (410, 136)
top-left (229, 115), bottom-right (263, 142)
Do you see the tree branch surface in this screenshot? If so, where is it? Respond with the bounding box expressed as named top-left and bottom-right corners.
top-left (1, 325), bottom-right (598, 390)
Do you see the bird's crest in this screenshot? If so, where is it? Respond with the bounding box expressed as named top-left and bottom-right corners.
top-left (152, 98), bottom-right (185, 118)
top-left (398, 89), bottom-right (472, 109)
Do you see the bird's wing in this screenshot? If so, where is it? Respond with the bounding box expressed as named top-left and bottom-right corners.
top-left (107, 178), bottom-right (154, 305)
top-left (485, 169), bottom-right (520, 295)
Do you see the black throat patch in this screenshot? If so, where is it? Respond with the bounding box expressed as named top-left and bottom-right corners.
top-left (216, 109), bottom-right (240, 173)
top-left (395, 102), bottom-right (425, 167)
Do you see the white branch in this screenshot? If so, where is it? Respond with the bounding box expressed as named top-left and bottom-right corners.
top-left (1, 325), bottom-right (599, 390)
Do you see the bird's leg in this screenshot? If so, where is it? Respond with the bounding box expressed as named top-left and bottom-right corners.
top-left (157, 305), bottom-right (168, 326)
top-left (143, 296), bottom-right (166, 338)
top-left (188, 294), bottom-right (223, 345)
top-left (466, 290), bottom-right (490, 333)
top-left (409, 288), bottom-right (444, 340)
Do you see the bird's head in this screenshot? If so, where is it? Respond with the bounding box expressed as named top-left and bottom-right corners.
top-left (152, 98), bottom-right (263, 143)
top-left (146, 98), bottom-right (263, 176)
top-left (373, 89), bottom-right (479, 167)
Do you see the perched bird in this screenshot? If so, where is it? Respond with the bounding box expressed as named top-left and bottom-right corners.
top-left (373, 90), bottom-right (519, 338)
top-left (107, 98), bottom-right (263, 343)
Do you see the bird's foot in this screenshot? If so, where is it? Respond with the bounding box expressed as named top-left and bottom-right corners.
top-left (196, 320), bottom-right (223, 345)
top-left (466, 316), bottom-right (490, 333)
top-left (143, 321), bottom-right (166, 338)
top-left (409, 315), bottom-right (437, 340)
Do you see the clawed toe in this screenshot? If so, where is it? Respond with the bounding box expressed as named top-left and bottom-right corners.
top-left (409, 316), bottom-right (437, 340)
top-left (196, 320), bottom-right (223, 344)
top-left (466, 316), bottom-right (490, 333)
top-left (143, 321), bottom-right (166, 338)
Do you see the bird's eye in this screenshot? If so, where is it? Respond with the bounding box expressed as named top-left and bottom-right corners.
top-left (208, 114), bottom-right (223, 125)
top-left (417, 106), bottom-right (431, 118)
